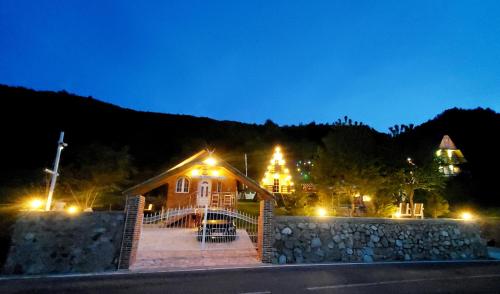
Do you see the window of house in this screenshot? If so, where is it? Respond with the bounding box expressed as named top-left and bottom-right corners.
top-left (175, 177), bottom-right (190, 193)
top-left (273, 179), bottom-right (280, 193)
top-left (216, 181), bottom-right (222, 192)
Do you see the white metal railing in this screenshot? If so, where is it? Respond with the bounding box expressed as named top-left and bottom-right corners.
top-left (143, 206), bottom-right (257, 225)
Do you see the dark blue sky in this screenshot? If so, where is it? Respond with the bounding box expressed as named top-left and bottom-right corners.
top-left (1, 1), bottom-right (499, 131)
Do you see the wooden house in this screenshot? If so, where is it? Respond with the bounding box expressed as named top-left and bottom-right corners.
top-left (123, 150), bottom-right (273, 209)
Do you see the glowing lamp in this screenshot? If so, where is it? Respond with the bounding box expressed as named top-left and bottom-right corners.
top-left (211, 170), bottom-right (220, 177)
top-left (362, 195), bottom-right (372, 202)
top-left (204, 157), bottom-right (217, 166)
top-left (29, 199), bottom-right (43, 210)
top-left (67, 206), bottom-right (79, 214)
top-left (394, 212), bottom-right (401, 218)
top-left (317, 207), bottom-right (327, 217)
top-left (191, 169), bottom-right (200, 176)
top-left (461, 212), bottom-right (473, 220)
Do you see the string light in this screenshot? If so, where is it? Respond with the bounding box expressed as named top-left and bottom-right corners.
top-left (261, 146), bottom-right (294, 194)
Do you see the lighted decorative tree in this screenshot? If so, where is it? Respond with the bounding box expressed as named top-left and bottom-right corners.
top-left (261, 146), bottom-right (294, 195)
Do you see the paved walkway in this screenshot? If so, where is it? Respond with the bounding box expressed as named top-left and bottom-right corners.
top-left (131, 228), bottom-right (260, 270)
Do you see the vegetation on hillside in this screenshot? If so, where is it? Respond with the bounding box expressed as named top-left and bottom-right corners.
top-left (1, 85), bottom-right (499, 215)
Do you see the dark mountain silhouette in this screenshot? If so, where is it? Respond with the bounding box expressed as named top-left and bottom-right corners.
top-left (0, 85), bottom-right (498, 207)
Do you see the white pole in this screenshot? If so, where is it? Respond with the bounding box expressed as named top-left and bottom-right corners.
top-left (45, 132), bottom-right (67, 211)
top-left (244, 153), bottom-right (248, 192)
top-left (201, 204), bottom-right (208, 250)
top-left (244, 153), bottom-right (248, 177)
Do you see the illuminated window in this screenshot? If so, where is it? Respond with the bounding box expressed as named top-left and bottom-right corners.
top-left (273, 179), bottom-right (280, 193)
top-left (176, 177), bottom-right (190, 193)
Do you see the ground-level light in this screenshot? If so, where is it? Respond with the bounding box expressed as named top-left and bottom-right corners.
top-left (67, 206), bottom-right (79, 214)
top-left (394, 212), bottom-right (401, 218)
top-left (460, 211), bottom-right (473, 220)
top-left (317, 207), bottom-right (327, 217)
top-left (29, 199), bottom-right (43, 210)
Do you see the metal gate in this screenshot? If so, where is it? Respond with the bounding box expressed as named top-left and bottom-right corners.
top-left (142, 205), bottom-right (258, 251)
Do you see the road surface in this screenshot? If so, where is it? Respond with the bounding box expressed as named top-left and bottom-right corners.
top-left (1, 261), bottom-right (500, 293)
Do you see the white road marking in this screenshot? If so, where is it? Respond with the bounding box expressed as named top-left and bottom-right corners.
top-left (306, 274), bottom-right (500, 291)
top-left (238, 291), bottom-right (271, 294)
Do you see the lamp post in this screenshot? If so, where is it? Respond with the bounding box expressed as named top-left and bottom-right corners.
top-left (44, 132), bottom-right (67, 211)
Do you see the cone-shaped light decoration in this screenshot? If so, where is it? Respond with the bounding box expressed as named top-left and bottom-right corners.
top-left (261, 146), bottom-right (294, 194)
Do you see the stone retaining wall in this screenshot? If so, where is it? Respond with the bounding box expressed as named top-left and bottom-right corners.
top-left (3, 212), bottom-right (125, 274)
top-left (272, 216), bottom-right (488, 264)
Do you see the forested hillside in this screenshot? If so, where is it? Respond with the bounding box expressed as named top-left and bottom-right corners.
top-left (1, 85), bottom-right (498, 208)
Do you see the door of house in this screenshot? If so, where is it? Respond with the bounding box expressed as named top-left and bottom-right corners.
top-left (197, 180), bottom-right (211, 206)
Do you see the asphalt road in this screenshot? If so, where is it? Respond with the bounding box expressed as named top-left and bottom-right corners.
top-left (1, 261), bottom-right (500, 294)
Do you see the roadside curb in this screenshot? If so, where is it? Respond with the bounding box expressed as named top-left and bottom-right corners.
top-left (1, 259), bottom-right (500, 281)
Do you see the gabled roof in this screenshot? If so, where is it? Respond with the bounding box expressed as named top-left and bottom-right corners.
top-left (438, 135), bottom-right (466, 162)
top-left (439, 135), bottom-right (457, 150)
top-left (123, 150), bottom-right (273, 200)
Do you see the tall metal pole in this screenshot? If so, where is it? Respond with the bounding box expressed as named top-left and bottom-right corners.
top-left (45, 132), bottom-right (67, 211)
top-left (244, 153), bottom-right (248, 176)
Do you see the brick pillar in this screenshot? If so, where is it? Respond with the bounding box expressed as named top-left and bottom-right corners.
top-left (118, 195), bottom-right (145, 270)
top-left (258, 199), bottom-right (274, 263)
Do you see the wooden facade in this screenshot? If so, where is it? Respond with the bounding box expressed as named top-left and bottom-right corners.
top-left (123, 150), bottom-right (273, 210)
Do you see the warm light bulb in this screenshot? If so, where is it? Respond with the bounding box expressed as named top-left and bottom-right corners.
top-left (317, 207), bottom-right (327, 217)
top-left (67, 206), bottom-right (79, 214)
top-left (204, 157), bottom-right (217, 166)
top-left (461, 212), bottom-right (473, 220)
top-left (29, 199), bottom-right (43, 210)
top-left (211, 170), bottom-right (220, 177)
top-left (191, 169), bottom-right (200, 176)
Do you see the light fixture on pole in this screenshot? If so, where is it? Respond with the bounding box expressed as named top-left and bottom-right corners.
top-left (44, 131), bottom-right (67, 211)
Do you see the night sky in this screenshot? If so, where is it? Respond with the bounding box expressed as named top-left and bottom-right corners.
top-left (1, 1), bottom-right (499, 131)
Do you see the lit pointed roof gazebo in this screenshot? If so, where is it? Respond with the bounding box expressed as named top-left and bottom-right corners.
top-left (436, 135), bottom-right (466, 176)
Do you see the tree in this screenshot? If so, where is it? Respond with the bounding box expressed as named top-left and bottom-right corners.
top-left (400, 157), bottom-right (447, 216)
top-left (368, 189), bottom-right (398, 217)
top-left (61, 143), bottom-right (134, 210)
top-left (424, 192), bottom-right (449, 218)
top-left (314, 127), bottom-right (387, 216)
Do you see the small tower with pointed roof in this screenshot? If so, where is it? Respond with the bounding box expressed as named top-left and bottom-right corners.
top-left (436, 135), bottom-right (466, 176)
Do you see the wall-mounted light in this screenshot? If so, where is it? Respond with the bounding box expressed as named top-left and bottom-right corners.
top-left (204, 157), bottom-right (217, 166)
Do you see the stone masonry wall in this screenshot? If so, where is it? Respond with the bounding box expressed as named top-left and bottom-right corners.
top-left (3, 212), bottom-right (125, 275)
top-left (272, 216), bottom-right (488, 264)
